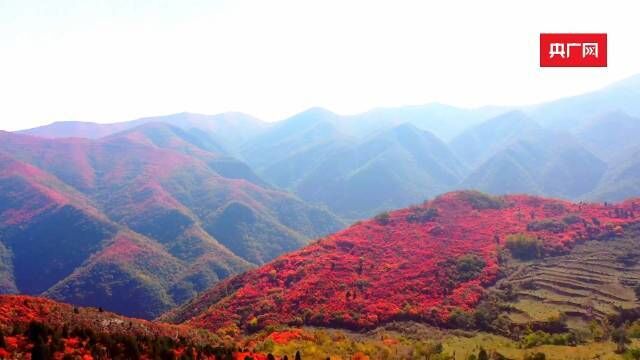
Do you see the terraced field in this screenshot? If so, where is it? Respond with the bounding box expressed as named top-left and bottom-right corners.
top-left (502, 223), bottom-right (640, 326)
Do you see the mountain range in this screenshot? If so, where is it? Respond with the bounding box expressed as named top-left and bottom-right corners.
top-left (0, 124), bottom-right (343, 319)
top-left (18, 74), bottom-right (640, 220)
top-left (2, 74), bottom-right (640, 323)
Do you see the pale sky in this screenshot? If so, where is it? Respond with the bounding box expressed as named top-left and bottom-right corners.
top-left (0, 0), bottom-right (639, 131)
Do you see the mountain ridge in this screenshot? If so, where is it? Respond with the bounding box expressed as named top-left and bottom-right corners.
top-left (0, 127), bottom-right (344, 318)
top-left (163, 191), bottom-right (640, 333)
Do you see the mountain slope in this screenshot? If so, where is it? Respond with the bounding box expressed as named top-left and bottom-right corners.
top-left (0, 295), bottom-right (238, 359)
top-left (0, 153), bottom-right (116, 294)
top-left (588, 146), bottom-right (640, 202)
top-left (0, 128), bottom-right (343, 318)
top-left (163, 191), bottom-right (639, 332)
top-left (0, 148), bottom-right (250, 318)
top-left (291, 124), bottom-right (467, 219)
top-left (574, 111), bottom-right (640, 161)
top-left (449, 111), bottom-right (542, 168)
top-left (105, 122), bottom-right (267, 186)
top-left (462, 133), bottom-right (607, 198)
top-left (240, 107), bottom-right (353, 172)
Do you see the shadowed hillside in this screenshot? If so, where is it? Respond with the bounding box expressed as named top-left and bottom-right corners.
top-left (0, 127), bottom-right (343, 318)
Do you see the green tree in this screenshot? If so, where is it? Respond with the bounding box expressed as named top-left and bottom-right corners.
top-left (31, 337), bottom-right (50, 360)
top-left (26, 321), bottom-right (50, 343)
top-left (374, 212), bottom-right (391, 225)
top-left (613, 326), bottom-right (630, 353)
top-left (50, 330), bottom-right (64, 353)
top-left (122, 335), bottom-right (141, 360)
top-left (455, 254), bottom-right (486, 281)
top-left (505, 233), bottom-right (543, 260)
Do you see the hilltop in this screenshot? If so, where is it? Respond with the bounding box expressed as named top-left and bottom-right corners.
top-left (164, 191), bottom-right (640, 334)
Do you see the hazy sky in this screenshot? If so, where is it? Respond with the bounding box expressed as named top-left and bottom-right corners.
top-left (1, 0), bottom-right (639, 131)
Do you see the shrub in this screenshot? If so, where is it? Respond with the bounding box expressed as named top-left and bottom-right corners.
top-left (255, 339), bottom-right (275, 353)
top-left (527, 219), bottom-right (567, 233)
top-left (31, 337), bottom-right (50, 360)
top-left (472, 302), bottom-right (499, 331)
top-left (522, 330), bottom-right (550, 348)
top-left (122, 335), bottom-right (141, 360)
top-left (438, 254), bottom-right (486, 291)
top-left (478, 348), bottom-right (489, 360)
top-left (407, 207), bottom-right (439, 223)
top-left (505, 233), bottom-right (543, 260)
top-left (543, 203), bottom-right (566, 215)
top-left (522, 330), bottom-right (574, 349)
top-left (626, 348), bottom-right (640, 360)
top-left (448, 309), bottom-right (475, 330)
top-left (26, 321), bottom-right (50, 343)
top-left (374, 211), bottom-right (391, 225)
top-left (523, 353), bottom-right (546, 360)
top-left (151, 336), bottom-right (176, 360)
top-left (628, 320), bottom-right (640, 338)
top-left (460, 191), bottom-right (506, 210)
top-left (455, 254), bottom-right (486, 282)
top-left (562, 214), bottom-right (582, 225)
top-left (613, 326), bottom-right (631, 353)
top-left (413, 342), bottom-right (444, 358)
top-left (246, 317), bottom-right (260, 332)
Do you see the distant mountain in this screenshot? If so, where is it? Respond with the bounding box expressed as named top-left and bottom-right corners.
top-left (240, 108), bottom-right (469, 219)
top-left (246, 101), bottom-right (637, 218)
top-left (239, 107), bottom-right (352, 173)
top-left (109, 123), bottom-right (267, 186)
top-left (589, 146), bottom-right (640, 201)
top-left (14, 74), bottom-right (640, 220)
top-left (449, 111), bottom-right (542, 168)
top-left (20, 112), bottom-right (267, 152)
top-left (344, 103), bottom-right (506, 141)
top-left (0, 127), bottom-right (343, 318)
top-left (461, 131), bottom-right (607, 198)
top-left (163, 191), bottom-right (639, 332)
top-left (574, 111), bottom-right (640, 161)
top-left (525, 74), bottom-right (640, 130)
top-left (290, 124), bottom-right (466, 219)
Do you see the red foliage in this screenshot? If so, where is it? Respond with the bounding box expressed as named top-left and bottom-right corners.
top-left (234, 352), bottom-right (268, 360)
top-left (0, 295), bottom-right (221, 358)
top-left (266, 329), bottom-right (311, 344)
top-left (0, 153), bottom-right (70, 225)
top-left (182, 192), bottom-right (640, 331)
